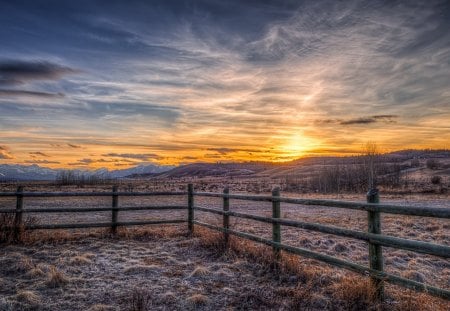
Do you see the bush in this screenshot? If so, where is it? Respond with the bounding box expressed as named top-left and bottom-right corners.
top-left (426, 159), bottom-right (440, 170)
top-left (431, 176), bottom-right (442, 185)
top-left (0, 213), bottom-right (37, 244)
top-left (410, 158), bottom-right (420, 167)
top-left (0, 213), bottom-right (15, 243)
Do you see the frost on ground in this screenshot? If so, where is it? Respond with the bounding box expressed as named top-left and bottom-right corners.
top-left (0, 227), bottom-right (448, 311)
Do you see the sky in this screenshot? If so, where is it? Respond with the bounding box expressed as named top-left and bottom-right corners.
top-left (0, 0), bottom-right (449, 169)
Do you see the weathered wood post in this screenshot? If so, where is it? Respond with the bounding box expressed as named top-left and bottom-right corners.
top-left (14, 186), bottom-right (24, 242)
top-left (188, 183), bottom-right (194, 234)
top-left (367, 188), bottom-right (384, 301)
top-left (111, 185), bottom-right (119, 234)
top-left (272, 187), bottom-right (281, 260)
top-left (223, 187), bottom-right (230, 247)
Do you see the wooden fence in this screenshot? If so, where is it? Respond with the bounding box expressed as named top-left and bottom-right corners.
top-left (0, 184), bottom-right (449, 301)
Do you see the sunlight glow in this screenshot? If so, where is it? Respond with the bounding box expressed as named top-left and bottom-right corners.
top-left (279, 131), bottom-right (319, 159)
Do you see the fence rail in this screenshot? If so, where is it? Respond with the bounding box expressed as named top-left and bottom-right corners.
top-left (0, 185), bottom-right (449, 301)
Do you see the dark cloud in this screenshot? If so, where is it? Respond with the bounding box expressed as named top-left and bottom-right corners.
top-left (206, 147), bottom-right (263, 155)
top-left (103, 153), bottom-right (162, 160)
top-left (316, 115), bottom-right (399, 126)
top-left (68, 158), bottom-right (93, 165)
top-left (29, 152), bottom-right (49, 157)
top-left (206, 148), bottom-right (238, 155)
top-left (68, 157), bottom-right (137, 166)
top-left (340, 115), bottom-right (398, 125)
top-left (181, 156), bottom-right (198, 160)
top-left (24, 160), bottom-right (60, 164)
top-left (0, 60), bottom-right (78, 85)
top-left (0, 89), bottom-right (65, 98)
top-left (67, 144), bottom-right (82, 148)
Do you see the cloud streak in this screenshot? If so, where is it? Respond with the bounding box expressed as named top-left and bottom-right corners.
top-left (0, 60), bottom-right (78, 85)
top-left (0, 146), bottom-right (13, 159)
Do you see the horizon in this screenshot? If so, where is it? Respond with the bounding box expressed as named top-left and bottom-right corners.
top-left (1, 1), bottom-right (450, 169)
top-left (2, 147), bottom-right (449, 172)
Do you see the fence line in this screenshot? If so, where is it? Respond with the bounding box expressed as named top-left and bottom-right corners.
top-left (0, 184), bottom-right (449, 301)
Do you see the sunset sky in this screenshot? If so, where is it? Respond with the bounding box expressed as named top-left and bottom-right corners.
top-left (1, 0), bottom-right (449, 169)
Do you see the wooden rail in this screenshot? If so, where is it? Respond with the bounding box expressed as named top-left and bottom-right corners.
top-left (0, 184), bottom-right (449, 301)
top-left (0, 186), bottom-right (187, 235)
top-left (192, 188), bottom-right (450, 301)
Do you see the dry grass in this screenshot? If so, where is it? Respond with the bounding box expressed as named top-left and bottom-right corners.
top-left (123, 264), bottom-right (161, 274)
top-left (331, 277), bottom-right (378, 310)
top-left (0, 213), bottom-right (37, 244)
top-left (68, 253), bottom-right (94, 265)
top-left (15, 290), bottom-right (41, 304)
top-left (0, 183), bottom-right (448, 310)
top-left (187, 293), bottom-right (208, 306)
top-left (45, 265), bottom-right (70, 288)
top-left (125, 289), bottom-right (150, 311)
top-left (14, 255), bottom-right (34, 272)
top-left (87, 304), bottom-right (115, 311)
top-left (194, 226), bottom-right (449, 311)
top-left (189, 265), bottom-right (210, 277)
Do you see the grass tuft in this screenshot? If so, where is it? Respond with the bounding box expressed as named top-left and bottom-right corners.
top-left (15, 290), bottom-right (41, 305)
top-left (189, 265), bottom-right (210, 277)
top-left (126, 288), bottom-right (150, 311)
top-left (45, 266), bottom-right (69, 288)
top-left (187, 293), bottom-right (208, 306)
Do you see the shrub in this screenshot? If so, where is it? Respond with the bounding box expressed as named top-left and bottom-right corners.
top-left (410, 158), bottom-right (420, 167)
top-left (0, 213), bottom-right (37, 244)
top-left (0, 213), bottom-right (15, 243)
top-left (431, 176), bottom-right (442, 185)
top-left (426, 159), bottom-right (440, 170)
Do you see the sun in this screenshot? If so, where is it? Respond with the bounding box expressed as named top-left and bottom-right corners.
top-left (279, 131), bottom-right (317, 158)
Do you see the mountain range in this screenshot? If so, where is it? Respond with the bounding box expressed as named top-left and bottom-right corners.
top-left (1, 149), bottom-right (449, 181)
top-left (0, 163), bottom-right (174, 181)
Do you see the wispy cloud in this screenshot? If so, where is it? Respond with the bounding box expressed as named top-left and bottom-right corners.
top-left (103, 153), bottom-right (163, 160)
top-left (24, 160), bottom-right (60, 164)
top-left (0, 90), bottom-right (64, 98)
top-left (29, 151), bottom-right (49, 157)
top-left (0, 146), bottom-right (13, 159)
top-left (67, 144), bottom-right (82, 149)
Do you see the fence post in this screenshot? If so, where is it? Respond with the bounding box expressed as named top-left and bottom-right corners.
top-left (188, 184), bottom-right (194, 234)
top-left (111, 185), bottom-right (119, 234)
top-left (272, 187), bottom-right (281, 260)
top-left (223, 187), bottom-right (230, 247)
top-left (14, 186), bottom-right (24, 242)
top-left (367, 188), bottom-right (384, 301)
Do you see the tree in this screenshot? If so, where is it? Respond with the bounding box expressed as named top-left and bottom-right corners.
top-left (363, 141), bottom-right (380, 190)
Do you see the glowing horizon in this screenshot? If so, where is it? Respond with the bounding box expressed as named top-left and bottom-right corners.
top-left (1, 1), bottom-right (449, 169)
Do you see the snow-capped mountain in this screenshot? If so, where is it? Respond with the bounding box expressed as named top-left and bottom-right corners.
top-left (0, 164), bottom-right (174, 181)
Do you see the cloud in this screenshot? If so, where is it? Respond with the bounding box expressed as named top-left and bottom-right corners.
top-left (0, 1), bottom-right (449, 163)
top-left (29, 151), bottom-right (49, 157)
top-left (24, 160), bottom-right (60, 164)
top-left (0, 89), bottom-right (65, 98)
top-left (316, 115), bottom-right (399, 126)
top-left (340, 115), bottom-right (399, 125)
top-left (181, 156), bottom-right (197, 160)
top-left (68, 158), bottom-right (93, 165)
top-left (206, 148), bottom-right (238, 155)
top-left (0, 60), bottom-right (78, 85)
top-left (103, 153), bottom-right (162, 160)
top-left (67, 144), bottom-right (82, 148)
top-left (0, 146), bottom-right (13, 159)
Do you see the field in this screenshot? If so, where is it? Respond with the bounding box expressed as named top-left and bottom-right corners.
top-left (0, 180), bottom-right (449, 310)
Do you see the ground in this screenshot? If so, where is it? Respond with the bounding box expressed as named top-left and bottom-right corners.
top-left (0, 182), bottom-right (449, 310)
